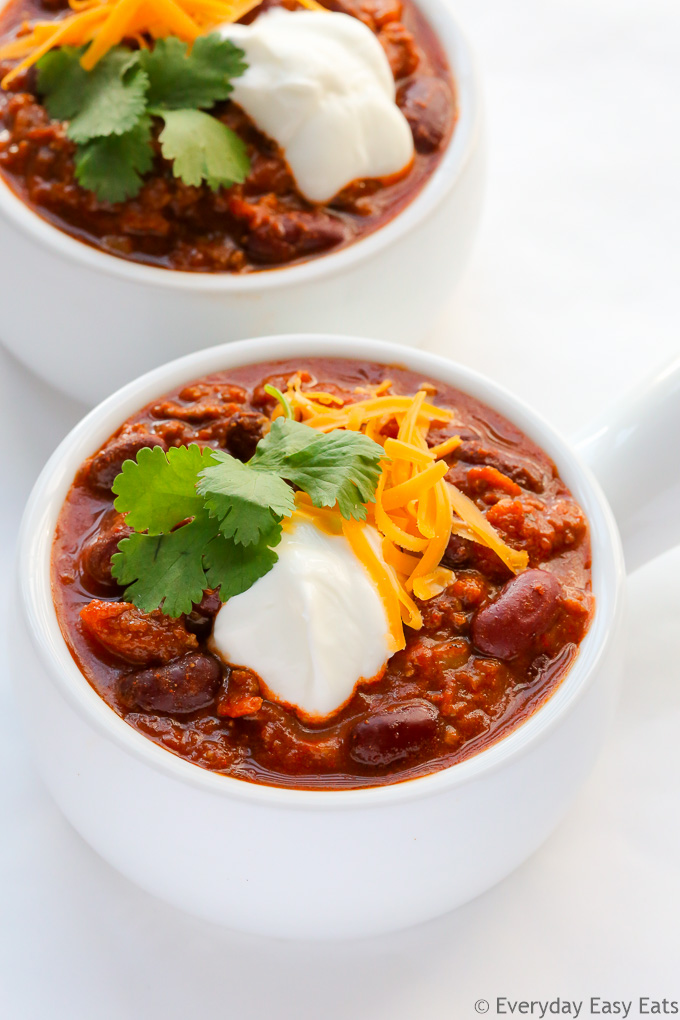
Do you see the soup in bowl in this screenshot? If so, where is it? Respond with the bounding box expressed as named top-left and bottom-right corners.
top-left (52, 354), bottom-right (595, 789)
top-left (18, 335), bottom-right (678, 938)
top-left (0, 0), bottom-right (483, 401)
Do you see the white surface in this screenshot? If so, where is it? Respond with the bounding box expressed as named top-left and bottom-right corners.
top-left (221, 9), bottom-right (414, 203)
top-left (1, 0), bottom-right (679, 1010)
top-left (212, 521), bottom-right (391, 720)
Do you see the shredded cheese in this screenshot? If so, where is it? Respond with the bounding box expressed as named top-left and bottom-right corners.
top-left (0, 0), bottom-right (325, 87)
top-left (446, 482), bottom-right (529, 574)
top-left (276, 375), bottom-right (528, 649)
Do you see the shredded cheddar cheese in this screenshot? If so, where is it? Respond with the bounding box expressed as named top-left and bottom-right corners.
top-left (277, 376), bottom-right (529, 650)
top-left (0, 0), bottom-right (326, 87)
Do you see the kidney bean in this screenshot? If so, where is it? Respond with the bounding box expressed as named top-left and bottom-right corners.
top-left (88, 432), bottom-right (167, 493)
top-left (186, 588), bottom-right (223, 640)
top-left (471, 569), bottom-right (563, 660)
top-left (397, 77), bottom-right (452, 153)
top-left (81, 511), bottom-right (132, 589)
top-left (118, 652), bottom-right (222, 714)
top-left (196, 409), bottom-right (268, 461)
top-left (349, 700), bottom-right (439, 767)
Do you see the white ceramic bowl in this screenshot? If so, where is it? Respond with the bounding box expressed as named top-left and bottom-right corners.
top-left (0, 1), bottom-right (484, 405)
top-left (14, 336), bottom-right (680, 940)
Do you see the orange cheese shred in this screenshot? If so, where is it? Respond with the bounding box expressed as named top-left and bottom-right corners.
top-left (271, 375), bottom-right (529, 638)
top-left (341, 519), bottom-right (405, 652)
top-left (446, 482), bottom-right (529, 574)
top-left (0, 0), bottom-right (327, 87)
top-left (381, 459), bottom-right (448, 512)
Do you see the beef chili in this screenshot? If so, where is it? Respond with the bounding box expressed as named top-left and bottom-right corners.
top-left (51, 358), bottom-right (594, 790)
top-left (0, 0), bottom-right (455, 272)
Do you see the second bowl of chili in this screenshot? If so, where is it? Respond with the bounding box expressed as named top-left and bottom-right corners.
top-left (0, 0), bottom-right (484, 403)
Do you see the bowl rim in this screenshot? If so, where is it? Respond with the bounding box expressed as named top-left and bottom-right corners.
top-left (0, 0), bottom-right (481, 293)
top-left (18, 334), bottom-right (626, 810)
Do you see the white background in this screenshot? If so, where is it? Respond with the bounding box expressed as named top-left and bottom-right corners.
top-left (1, 0), bottom-right (679, 1015)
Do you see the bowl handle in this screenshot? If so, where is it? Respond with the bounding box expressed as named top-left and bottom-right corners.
top-left (575, 357), bottom-right (680, 573)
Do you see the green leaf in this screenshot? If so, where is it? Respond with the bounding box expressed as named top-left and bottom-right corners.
top-left (38, 47), bottom-right (149, 143)
top-left (74, 116), bottom-right (154, 202)
top-left (250, 418), bottom-right (385, 520)
top-left (37, 46), bottom-right (88, 120)
top-left (107, 394), bottom-right (384, 613)
top-left (140, 34), bottom-right (246, 111)
top-left (111, 512), bottom-right (219, 617)
top-left (281, 429), bottom-right (385, 519)
top-left (157, 108), bottom-right (250, 191)
top-left (248, 418), bottom-right (322, 469)
top-left (112, 444), bottom-right (218, 534)
top-left (204, 532), bottom-right (280, 601)
top-left (198, 452), bottom-right (293, 546)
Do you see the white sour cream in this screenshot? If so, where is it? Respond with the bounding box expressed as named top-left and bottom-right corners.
top-left (218, 8), bottom-right (415, 203)
top-left (211, 520), bottom-right (391, 720)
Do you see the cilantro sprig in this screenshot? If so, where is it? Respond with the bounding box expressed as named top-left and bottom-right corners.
top-left (110, 420), bottom-right (385, 617)
top-left (36, 36), bottom-right (249, 202)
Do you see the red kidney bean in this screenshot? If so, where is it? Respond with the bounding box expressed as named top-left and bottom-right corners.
top-left (118, 652), bottom-right (222, 714)
top-left (81, 511), bottom-right (132, 589)
top-left (186, 588), bottom-right (223, 640)
top-left (471, 569), bottom-right (563, 660)
top-left (349, 700), bottom-right (439, 767)
top-left (198, 409), bottom-right (268, 461)
top-left (88, 432), bottom-right (167, 493)
top-left (397, 77), bottom-right (452, 153)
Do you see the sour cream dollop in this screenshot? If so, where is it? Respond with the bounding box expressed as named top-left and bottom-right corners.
top-left (218, 9), bottom-right (415, 203)
top-left (211, 521), bottom-right (391, 720)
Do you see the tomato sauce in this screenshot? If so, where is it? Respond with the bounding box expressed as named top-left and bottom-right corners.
top-left (51, 358), bottom-right (594, 789)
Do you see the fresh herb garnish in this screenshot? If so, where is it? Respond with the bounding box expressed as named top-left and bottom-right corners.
top-left (110, 420), bottom-right (385, 617)
top-left (156, 109), bottom-right (249, 192)
top-left (140, 34), bottom-right (246, 110)
top-left (36, 36), bottom-right (249, 202)
top-left (75, 117), bottom-right (154, 204)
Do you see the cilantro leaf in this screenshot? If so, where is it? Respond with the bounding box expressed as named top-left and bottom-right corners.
top-left (74, 116), bottom-right (154, 202)
top-left (249, 417), bottom-right (326, 468)
top-left (197, 451), bottom-right (293, 546)
top-left (280, 429), bottom-right (385, 519)
top-left (204, 532), bottom-right (280, 601)
top-left (111, 506), bottom-right (281, 616)
top-left (108, 404), bottom-right (384, 614)
top-left (157, 108), bottom-right (249, 190)
top-left (36, 46), bottom-right (88, 120)
top-left (112, 444), bottom-right (218, 534)
top-left (141, 34), bottom-right (246, 111)
top-left (38, 47), bottom-right (149, 143)
top-left (111, 512), bottom-right (220, 617)
top-left (250, 418), bottom-right (385, 520)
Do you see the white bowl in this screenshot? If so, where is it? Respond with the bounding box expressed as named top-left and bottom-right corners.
top-left (0, 2), bottom-right (484, 404)
top-left (16, 335), bottom-right (680, 939)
